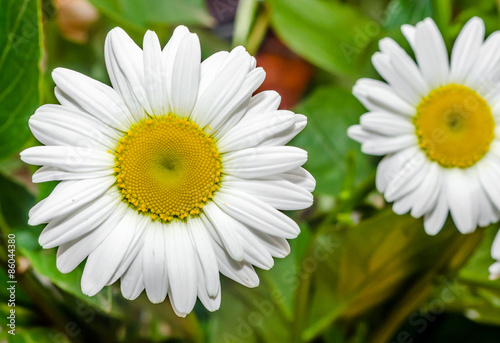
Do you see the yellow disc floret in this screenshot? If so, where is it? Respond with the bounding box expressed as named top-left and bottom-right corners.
top-left (114, 115), bottom-right (222, 222)
top-left (413, 84), bottom-right (495, 168)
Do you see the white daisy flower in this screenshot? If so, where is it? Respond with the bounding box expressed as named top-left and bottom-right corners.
top-left (490, 230), bottom-right (500, 280)
top-left (348, 17), bottom-right (500, 237)
top-left (20, 26), bottom-right (314, 316)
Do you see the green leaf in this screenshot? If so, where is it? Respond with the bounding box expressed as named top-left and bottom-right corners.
top-left (0, 173), bottom-right (35, 229)
top-left (0, 0), bottom-right (42, 160)
top-left (88, 0), bottom-right (215, 29)
top-left (384, 0), bottom-right (433, 30)
top-left (292, 86), bottom-right (376, 197)
top-left (267, 0), bottom-right (373, 76)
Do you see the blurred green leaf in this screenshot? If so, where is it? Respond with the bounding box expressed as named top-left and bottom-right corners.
top-left (384, 0), bottom-right (433, 30)
top-left (88, 0), bottom-right (215, 30)
top-left (292, 86), bottom-right (376, 197)
top-left (0, 173), bottom-right (35, 230)
top-left (267, 0), bottom-right (373, 76)
top-left (0, 0), bottom-right (42, 160)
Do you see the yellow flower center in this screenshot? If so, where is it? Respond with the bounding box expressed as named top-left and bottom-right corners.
top-left (413, 84), bottom-right (495, 168)
top-left (113, 115), bottom-right (222, 222)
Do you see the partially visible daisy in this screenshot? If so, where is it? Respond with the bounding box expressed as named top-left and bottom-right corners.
top-left (490, 230), bottom-right (500, 280)
top-left (20, 26), bottom-right (314, 316)
top-left (348, 17), bottom-right (500, 235)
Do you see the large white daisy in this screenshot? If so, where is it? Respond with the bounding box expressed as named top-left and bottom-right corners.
top-left (20, 26), bottom-right (314, 316)
top-left (348, 17), bottom-right (500, 236)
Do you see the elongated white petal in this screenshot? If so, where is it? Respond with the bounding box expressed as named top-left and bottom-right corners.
top-left (188, 216), bottom-right (220, 297)
top-left (168, 33), bottom-right (201, 117)
top-left (81, 208), bottom-right (139, 296)
top-left (165, 221), bottom-right (198, 317)
top-left (279, 167), bottom-right (316, 192)
top-left (143, 221), bottom-right (168, 303)
top-left (32, 166), bottom-right (114, 183)
top-left (105, 27), bottom-right (151, 119)
top-left (218, 110), bottom-right (295, 152)
top-left (56, 203), bottom-right (127, 273)
top-left (39, 188), bottom-right (121, 248)
top-left (223, 146), bottom-right (307, 178)
top-left (52, 68), bottom-right (133, 130)
top-left (120, 250), bottom-right (145, 300)
top-left (214, 189), bottom-right (300, 239)
top-left (450, 17), bottom-right (484, 84)
top-left (359, 111), bottom-right (413, 136)
top-left (28, 176), bottom-right (115, 225)
top-left (203, 202), bottom-right (245, 261)
top-left (21, 146), bottom-right (114, 172)
top-left (223, 175), bottom-right (313, 210)
top-left (143, 30), bottom-right (167, 115)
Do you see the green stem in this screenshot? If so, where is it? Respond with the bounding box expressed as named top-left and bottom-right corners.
top-left (232, 0), bottom-right (258, 47)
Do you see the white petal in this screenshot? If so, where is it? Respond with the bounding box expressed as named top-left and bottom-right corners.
top-left (414, 18), bottom-right (449, 88)
top-left (361, 135), bottom-right (417, 155)
top-left (352, 78), bottom-right (415, 116)
top-left (55, 203), bottom-right (127, 273)
top-left (190, 47), bottom-right (252, 127)
top-left (21, 146), bottom-right (114, 173)
top-left (143, 30), bottom-right (167, 115)
top-left (120, 249), bottom-right (145, 300)
top-left (401, 24), bottom-right (416, 50)
top-left (39, 188), bottom-right (121, 248)
top-left (195, 258), bottom-right (221, 312)
top-left (477, 157), bottom-right (500, 211)
top-left (29, 105), bottom-right (118, 149)
top-left (199, 51), bottom-right (230, 95)
top-left (223, 146), bottom-right (307, 178)
top-left (211, 238), bottom-right (259, 288)
top-left (423, 181), bottom-right (449, 235)
top-left (223, 175), bottom-right (313, 210)
top-left (212, 68), bottom-right (267, 137)
top-left (446, 169), bottom-right (477, 234)
top-left (469, 31), bottom-right (500, 93)
top-left (234, 224), bottom-right (274, 269)
top-left (384, 154), bottom-right (427, 202)
top-left (105, 27), bottom-right (151, 119)
top-left (492, 230), bottom-right (500, 260)
top-left (165, 221), bottom-right (198, 317)
top-left (52, 68), bottom-right (133, 130)
top-left (450, 17), bottom-right (484, 84)
top-left (376, 147), bottom-right (421, 193)
top-left (32, 166), bottom-right (113, 183)
top-left (218, 110), bottom-right (295, 153)
top-left (187, 216), bottom-right (220, 297)
top-left (260, 113), bottom-right (308, 147)
top-left (239, 91), bottom-right (282, 121)
top-left (168, 32), bottom-right (201, 117)
top-left (214, 189), bottom-right (300, 239)
top-left (107, 215), bottom-right (148, 285)
top-left (359, 111), bottom-right (414, 136)
top-left (410, 162), bottom-right (442, 218)
top-left (203, 202), bottom-right (246, 262)
top-left (279, 167), bottom-right (316, 192)
top-left (489, 261), bottom-right (500, 280)
top-left (81, 208), bottom-right (139, 296)
top-left (28, 176), bottom-right (116, 225)
top-left (143, 221), bottom-right (168, 303)
top-left (163, 26), bottom-right (190, 114)
top-left (347, 124), bottom-right (373, 144)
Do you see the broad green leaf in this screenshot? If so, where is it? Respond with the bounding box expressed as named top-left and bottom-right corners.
top-left (88, 0), bottom-right (215, 29)
top-left (0, 0), bottom-right (42, 160)
top-left (292, 86), bottom-right (376, 197)
top-left (267, 0), bottom-right (373, 76)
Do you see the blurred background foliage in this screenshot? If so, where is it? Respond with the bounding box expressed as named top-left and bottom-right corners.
top-left (1, 0), bottom-right (500, 342)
